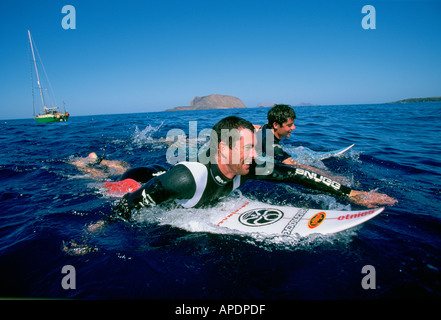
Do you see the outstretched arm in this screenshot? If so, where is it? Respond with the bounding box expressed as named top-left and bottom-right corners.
top-left (281, 157), bottom-right (349, 185)
top-left (251, 163), bottom-right (397, 208)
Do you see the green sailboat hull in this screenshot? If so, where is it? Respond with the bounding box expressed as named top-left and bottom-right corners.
top-left (34, 113), bottom-right (69, 124)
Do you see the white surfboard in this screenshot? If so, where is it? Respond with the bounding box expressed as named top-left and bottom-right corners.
top-left (315, 143), bottom-right (355, 160)
top-left (217, 200), bottom-right (384, 236)
top-left (286, 144), bottom-right (355, 164)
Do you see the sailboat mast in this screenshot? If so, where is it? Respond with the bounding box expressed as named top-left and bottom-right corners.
top-left (27, 30), bottom-right (46, 111)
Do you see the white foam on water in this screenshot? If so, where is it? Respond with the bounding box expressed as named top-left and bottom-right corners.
top-left (284, 145), bottom-right (328, 169)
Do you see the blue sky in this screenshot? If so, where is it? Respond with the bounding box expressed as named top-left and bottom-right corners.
top-left (1, 0), bottom-right (440, 119)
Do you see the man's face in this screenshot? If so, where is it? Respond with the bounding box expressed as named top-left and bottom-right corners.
top-left (273, 117), bottom-right (296, 139)
top-left (221, 128), bottom-right (257, 176)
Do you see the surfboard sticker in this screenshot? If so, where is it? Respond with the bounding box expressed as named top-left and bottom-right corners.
top-left (238, 208), bottom-right (284, 227)
top-left (217, 201), bottom-right (384, 236)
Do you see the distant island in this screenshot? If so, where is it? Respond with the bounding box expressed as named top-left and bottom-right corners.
top-left (389, 96), bottom-right (441, 103)
top-left (163, 94), bottom-right (441, 111)
top-left (165, 94), bottom-right (246, 111)
top-left (256, 102), bottom-right (315, 108)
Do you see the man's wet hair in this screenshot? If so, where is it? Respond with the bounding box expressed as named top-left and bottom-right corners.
top-left (267, 104), bottom-right (296, 129)
top-left (210, 116), bottom-right (255, 152)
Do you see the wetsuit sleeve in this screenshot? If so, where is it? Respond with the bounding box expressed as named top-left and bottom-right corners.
top-left (123, 164), bottom-right (196, 210)
top-left (272, 144), bottom-right (292, 163)
top-left (118, 164), bottom-right (170, 184)
top-left (257, 125), bottom-right (291, 162)
top-left (247, 162), bottom-right (352, 197)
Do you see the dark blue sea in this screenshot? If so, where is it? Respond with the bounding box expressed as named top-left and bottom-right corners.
top-left (1, 103), bottom-right (440, 303)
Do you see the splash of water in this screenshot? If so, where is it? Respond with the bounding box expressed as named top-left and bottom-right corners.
top-left (283, 145), bottom-right (361, 168)
top-left (131, 121), bottom-right (166, 147)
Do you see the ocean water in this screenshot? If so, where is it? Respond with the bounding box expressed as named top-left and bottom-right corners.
top-left (0, 103), bottom-right (440, 300)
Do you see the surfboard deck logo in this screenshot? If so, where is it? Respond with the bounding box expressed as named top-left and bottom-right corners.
top-left (308, 212), bottom-right (326, 229)
top-left (218, 200), bottom-right (385, 236)
top-left (239, 208), bottom-right (284, 227)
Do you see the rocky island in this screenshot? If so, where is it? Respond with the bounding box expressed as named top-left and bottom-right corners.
top-left (389, 96), bottom-right (441, 103)
top-left (165, 94), bottom-right (246, 111)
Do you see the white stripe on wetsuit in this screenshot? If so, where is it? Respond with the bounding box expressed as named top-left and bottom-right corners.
top-left (174, 162), bottom-right (241, 208)
top-left (174, 162), bottom-right (208, 208)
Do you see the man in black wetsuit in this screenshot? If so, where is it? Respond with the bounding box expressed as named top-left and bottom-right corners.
top-left (114, 116), bottom-right (397, 220)
top-left (255, 104), bottom-right (349, 184)
top-left (255, 104), bottom-right (297, 165)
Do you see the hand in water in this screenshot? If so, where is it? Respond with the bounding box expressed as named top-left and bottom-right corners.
top-left (349, 190), bottom-right (398, 208)
top-left (112, 197), bottom-right (133, 221)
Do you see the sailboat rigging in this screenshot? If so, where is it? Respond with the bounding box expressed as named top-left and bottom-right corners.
top-left (28, 30), bottom-right (70, 123)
